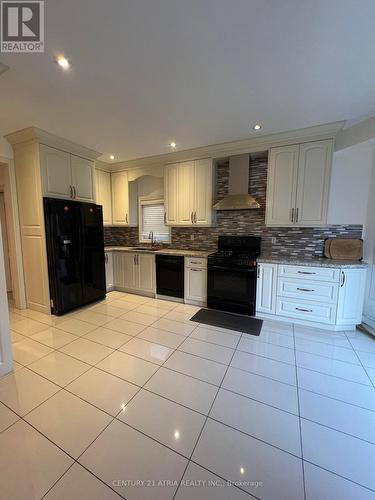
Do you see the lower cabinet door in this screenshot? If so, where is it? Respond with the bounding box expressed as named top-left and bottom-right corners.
top-left (113, 252), bottom-right (125, 288)
top-left (123, 253), bottom-right (137, 289)
top-left (276, 297), bottom-right (336, 324)
top-left (137, 254), bottom-right (155, 293)
top-left (185, 267), bottom-right (207, 303)
top-left (336, 269), bottom-right (366, 326)
top-left (105, 252), bottom-right (114, 291)
top-left (256, 264), bottom-right (277, 314)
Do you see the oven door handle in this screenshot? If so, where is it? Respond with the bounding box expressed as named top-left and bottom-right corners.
top-left (209, 265), bottom-right (255, 273)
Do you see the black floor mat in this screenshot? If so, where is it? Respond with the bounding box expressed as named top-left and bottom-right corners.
top-left (190, 309), bottom-right (263, 336)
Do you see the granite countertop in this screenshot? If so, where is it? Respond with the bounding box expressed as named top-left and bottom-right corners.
top-left (257, 255), bottom-right (369, 269)
top-left (105, 246), bottom-right (213, 258)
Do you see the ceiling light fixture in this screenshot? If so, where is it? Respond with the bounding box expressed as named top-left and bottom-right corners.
top-left (170, 142), bottom-right (177, 149)
top-left (253, 124), bottom-right (262, 131)
top-left (109, 155), bottom-right (115, 160)
top-left (55, 55), bottom-right (71, 70)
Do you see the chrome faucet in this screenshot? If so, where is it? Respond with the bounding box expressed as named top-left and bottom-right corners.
top-left (149, 231), bottom-right (154, 246)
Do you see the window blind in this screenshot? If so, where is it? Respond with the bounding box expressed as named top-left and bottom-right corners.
top-left (141, 203), bottom-right (170, 242)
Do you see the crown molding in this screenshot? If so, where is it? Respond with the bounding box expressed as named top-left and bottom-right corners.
top-left (109, 120), bottom-right (345, 172)
top-left (5, 127), bottom-right (102, 161)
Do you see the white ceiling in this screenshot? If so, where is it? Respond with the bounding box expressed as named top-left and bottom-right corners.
top-left (1, 0), bottom-right (375, 162)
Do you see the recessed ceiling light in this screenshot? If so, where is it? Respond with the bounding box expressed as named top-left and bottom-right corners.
top-left (109, 155), bottom-right (115, 160)
top-left (170, 142), bottom-right (177, 149)
top-left (55, 55), bottom-right (70, 70)
top-left (253, 124), bottom-right (262, 131)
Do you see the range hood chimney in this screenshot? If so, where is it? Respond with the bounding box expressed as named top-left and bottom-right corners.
top-left (213, 154), bottom-right (260, 210)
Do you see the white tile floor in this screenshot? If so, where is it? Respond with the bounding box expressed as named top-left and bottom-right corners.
top-left (1, 292), bottom-right (375, 499)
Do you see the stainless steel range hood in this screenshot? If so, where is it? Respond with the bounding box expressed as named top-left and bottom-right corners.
top-left (213, 154), bottom-right (260, 210)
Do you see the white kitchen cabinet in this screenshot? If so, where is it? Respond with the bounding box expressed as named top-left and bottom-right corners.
top-left (295, 141), bottom-right (332, 226)
top-left (256, 262), bottom-right (367, 331)
top-left (96, 169), bottom-right (112, 225)
top-left (111, 171), bottom-right (129, 226)
top-left (266, 140), bottom-right (333, 227)
top-left (40, 145), bottom-right (72, 199)
top-left (113, 251), bottom-right (155, 295)
top-left (164, 164), bottom-right (178, 225)
top-left (336, 268), bottom-right (367, 327)
top-left (137, 254), bottom-right (155, 293)
top-left (178, 161), bottom-right (195, 224)
top-left (164, 158), bottom-right (214, 226)
top-left (105, 252), bottom-right (114, 291)
top-left (256, 263), bottom-right (277, 314)
top-left (40, 144), bottom-right (95, 202)
top-left (185, 257), bottom-right (207, 306)
top-left (194, 158), bottom-right (214, 225)
top-left (71, 155), bottom-right (95, 202)
top-left (111, 171), bottom-right (138, 227)
top-left (266, 145), bottom-right (299, 227)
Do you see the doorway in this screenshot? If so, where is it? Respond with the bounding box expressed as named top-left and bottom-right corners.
top-left (0, 192), bottom-right (12, 293)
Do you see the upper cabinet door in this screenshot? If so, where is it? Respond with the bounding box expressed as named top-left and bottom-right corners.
top-left (266, 145), bottom-right (299, 226)
top-left (177, 161), bottom-right (195, 225)
top-left (40, 145), bottom-right (72, 199)
top-left (96, 169), bottom-right (112, 225)
top-left (71, 155), bottom-right (95, 202)
top-left (164, 164), bottom-right (179, 225)
top-left (111, 171), bottom-right (129, 225)
top-left (295, 140), bottom-right (333, 226)
top-left (194, 158), bottom-right (213, 226)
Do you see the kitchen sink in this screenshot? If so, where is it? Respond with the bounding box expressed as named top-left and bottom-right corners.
top-left (131, 247), bottom-right (159, 251)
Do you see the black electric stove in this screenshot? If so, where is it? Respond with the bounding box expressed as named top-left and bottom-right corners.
top-left (207, 236), bottom-right (261, 316)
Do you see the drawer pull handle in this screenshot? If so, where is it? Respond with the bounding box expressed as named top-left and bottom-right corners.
top-left (297, 271), bottom-right (316, 275)
top-left (296, 307), bottom-right (313, 313)
top-left (297, 288), bottom-right (314, 292)
top-left (190, 268), bottom-right (202, 272)
top-left (190, 261), bottom-right (201, 264)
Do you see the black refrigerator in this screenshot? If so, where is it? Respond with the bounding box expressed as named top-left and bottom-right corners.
top-left (44, 198), bottom-right (106, 315)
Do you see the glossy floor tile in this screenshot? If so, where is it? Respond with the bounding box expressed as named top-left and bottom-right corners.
top-left (304, 461), bottom-right (375, 500)
top-left (97, 351), bottom-right (159, 386)
top-left (0, 420), bottom-right (73, 499)
top-left (25, 390), bottom-right (112, 458)
top-left (145, 367), bottom-right (218, 414)
top-left (84, 326), bottom-right (133, 349)
top-left (119, 337), bottom-right (173, 365)
top-left (44, 463), bottom-right (121, 500)
top-left (80, 419), bottom-right (187, 500)
top-left (178, 336), bottom-right (234, 365)
top-left (301, 418), bottom-right (375, 491)
top-left (67, 367), bottom-right (139, 416)
top-left (12, 338), bottom-right (53, 365)
top-left (119, 389), bottom-right (206, 456)
top-left (210, 388), bottom-right (302, 456)
top-left (164, 350), bottom-right (227, 386)
top-left (192, 419), bottom-right (304, 500)
top-left (137, 326), bottom-right (186, 348)
top-left (0, 401), bottom-right (19, 432)
top-left (231, 350), bottom-right (297, 386)
top-left (0, 368), bottom-right (60, 415)
top-left (4, 295), bottom-right (375, 499)
top-left (29, 351), bottom-right (91, 386)
top-left (59, 337), bottom-right (114, 365)
top-left (175, 462), bottom-right (252, 500)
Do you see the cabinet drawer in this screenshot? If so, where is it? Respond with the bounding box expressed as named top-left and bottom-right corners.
top-left (278, 265), bottom-right (340, 282)
top-left (277, 278), bottom-right (338, 304)
top-left (185, 257), bottom-right (207, 268)
top-left (276, 297), bottom-right (337, 324)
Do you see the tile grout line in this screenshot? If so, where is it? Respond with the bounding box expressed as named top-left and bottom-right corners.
top-left (172, 330), bottom-right (248, 500)
top-left (293, 323), bottom-right (307, 500)
top-left (345, 331), bottom-right (375, 390)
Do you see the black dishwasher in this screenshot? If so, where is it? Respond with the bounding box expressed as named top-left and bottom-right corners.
top-left (156, 255), bottom-right (184, 299)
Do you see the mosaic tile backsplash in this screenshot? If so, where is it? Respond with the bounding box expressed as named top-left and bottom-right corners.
top-left (104, 156), bottom-right (363, 257)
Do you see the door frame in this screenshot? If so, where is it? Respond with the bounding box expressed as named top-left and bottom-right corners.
top-left (0, 157), bottom-right (26, 309)
top-left (0, 219), bottom-right (12, 375)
